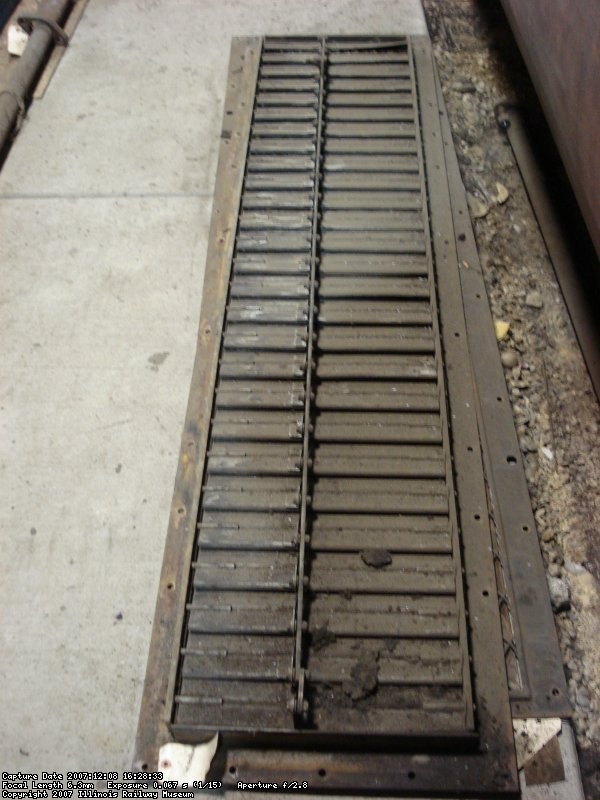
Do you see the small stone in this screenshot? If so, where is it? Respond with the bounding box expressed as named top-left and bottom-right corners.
top-left (547, 576), bottom-right (570, 612)
top-left (495, 182), bottom-right (509, 204)
top-left (494, 320), bottom-right (510, 341)
top-left (564, 559), bottom-right (587, 576)
top-left (453, 80), bottom-right (476, 93)
top-left (115, 611), bottom-right (123, 621)
top-left (520, 435), bottom-right (538, 454)
top-left (468, 193), bottom-right (489, 219)
top-left (587, 719), bottom-right (600, 741)
top-left (501, 350), bottom-right (519, 368)
top-left (576, 687), bottom-right (591, 710)
top-left (525, 291), bottom-right (544, 309)
top-left (542, 528), bottom-right (555, 543)
top-left (573, 712), bottom-right (587, 732)
top-left (570, 546), bottom-right (586, 563)
top-left (468, 145), bottom-right (485, 164)
top-left (541, 446), bottom-right (554, 461)
top-left (548, 562), bottom-right (562, 578)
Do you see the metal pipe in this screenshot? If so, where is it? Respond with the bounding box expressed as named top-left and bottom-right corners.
top-left (0, 0), bottom-right (72, 154)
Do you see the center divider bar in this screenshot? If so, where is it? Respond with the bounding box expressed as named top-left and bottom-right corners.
top-left (292, 36), bottom-right (326, 719)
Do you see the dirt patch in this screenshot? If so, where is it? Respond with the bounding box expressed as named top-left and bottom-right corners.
top-left (343, 652), bottom-right (380, 702)
top-left (360, 548), bottom-right (393, 568)
top-left (310, 624), bottom-right (337, 652)
top-left (423, 3), bottom-right (600, 797)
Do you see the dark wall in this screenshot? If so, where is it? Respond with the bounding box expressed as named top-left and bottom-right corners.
top-left (501, 0), bottom-right (600, 259)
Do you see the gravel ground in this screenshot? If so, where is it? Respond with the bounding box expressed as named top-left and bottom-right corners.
top-left (422, 2), bottom-right (600, 797)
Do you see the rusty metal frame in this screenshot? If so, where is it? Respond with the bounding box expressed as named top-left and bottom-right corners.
top-left (432, 70), bottom-right (570, 719)
top-left (134, 34), bottom-right (523, 796)
top-left (407, 36), bottom-right (475, 736)
top-left (133, 36), bottom-right (262, 772)
top-left (412, 35), bottom-right (517, 793)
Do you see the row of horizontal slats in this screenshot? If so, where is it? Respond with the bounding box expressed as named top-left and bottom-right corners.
top-left (174, 37), bottom-right (323, 732)
top-left (173, 36), bottom-right (473, 740)
top-left (303, 38), bottom-right (472, 735)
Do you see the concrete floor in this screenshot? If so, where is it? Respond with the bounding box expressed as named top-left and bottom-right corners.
top-left (0, 0), bottom-right (426, 772)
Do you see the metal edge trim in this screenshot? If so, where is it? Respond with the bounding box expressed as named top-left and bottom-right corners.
top-left (412, 34), bottom-right (518, 792)
top-left (431, 65), bottom-right (571, 719)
